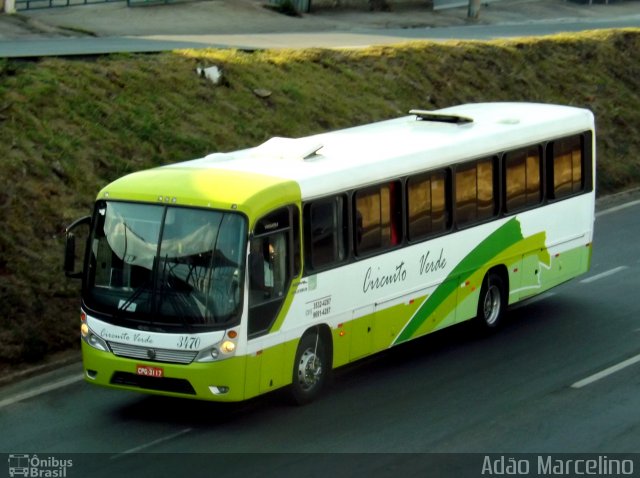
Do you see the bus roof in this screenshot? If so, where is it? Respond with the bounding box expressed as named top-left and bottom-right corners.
top-left (100, 102), bottom-right (594, 212)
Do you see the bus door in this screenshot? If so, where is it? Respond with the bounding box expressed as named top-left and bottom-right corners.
top-left (247, 206), bottom-right (300, 393)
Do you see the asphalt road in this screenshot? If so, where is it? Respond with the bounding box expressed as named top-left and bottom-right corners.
top-left (1, 197), bottom-right (639, 477)
top-left (2, 15), bottom-right (640, 57)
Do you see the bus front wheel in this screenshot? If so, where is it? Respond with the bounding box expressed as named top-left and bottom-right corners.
top-left (476, 272), bottom-right (506, 329)
top-left (290, 332), bottom-right (328, 405)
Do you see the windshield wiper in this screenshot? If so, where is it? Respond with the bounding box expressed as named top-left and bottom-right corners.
top-left (113, 252), bottom-right (160, 321)
top-left (110, 279), bottom-right (152, 323)
top-left (156, 256), bottom-right (195, 330)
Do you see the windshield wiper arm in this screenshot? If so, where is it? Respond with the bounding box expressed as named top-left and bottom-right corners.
top-left (110, 279), bottom-right (152, 323)
top-left (156, 257), bottom-right (194, 330)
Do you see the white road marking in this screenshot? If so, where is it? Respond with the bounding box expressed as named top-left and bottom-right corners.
top-left (0, 374), bottom-right (85, 410)
top-left (0, 370), bottom-right (193, 455)
top-left (112, 428), bottom-right (193, 458)
top-left (571, 353), bottom-right (640, 389)
top-left (580, 266), bottom-right (628, 284)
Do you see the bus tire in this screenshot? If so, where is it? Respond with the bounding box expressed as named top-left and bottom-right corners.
top-left (476, 271), bottom-right (506, 329)
top-left (290, 332), bottom-right (328, 405)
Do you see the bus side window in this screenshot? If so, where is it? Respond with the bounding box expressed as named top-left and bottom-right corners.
top-left (504, 146), bottom-right (542, 213)
top-left (306, 196), bottom-right (347, 270)
top-left (477, 157), bottom-right (496, 221)
top-left (354, 181), bottom-right (402, 256)
top-left (549, 135), bottom-right (583, 199)
top-left (455, 157), bottom-right (497, 228)
top-left (249, 233), bottom-right (287, 303)
top-left (407, 170), bottom-right (449, 241)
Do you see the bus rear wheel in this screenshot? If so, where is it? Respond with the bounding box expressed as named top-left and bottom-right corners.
top-left (290, 332), bottom-right (328, 405)
top-left (476, 272), bottom-right (506, 329)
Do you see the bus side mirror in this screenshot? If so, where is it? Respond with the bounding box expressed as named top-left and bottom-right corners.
top-left (64, 216), bottom-right (91, 279)
top-left (64, 233), bottom-right (77, 277)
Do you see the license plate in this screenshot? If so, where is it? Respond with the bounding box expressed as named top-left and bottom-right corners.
top-left (136, 364), bottom-right (164, 378)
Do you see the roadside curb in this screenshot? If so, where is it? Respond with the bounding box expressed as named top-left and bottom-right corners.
top-left (595, 186), bottom-right (640, 211)
top-left (0, 350), bottom-right (81, 389)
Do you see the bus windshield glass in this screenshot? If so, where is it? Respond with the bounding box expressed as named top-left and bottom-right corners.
top-left (85, 201), bottom-right (247, 330)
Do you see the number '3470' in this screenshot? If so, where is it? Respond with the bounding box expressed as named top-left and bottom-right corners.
top-left (177, 336), bottom-right (201, 350)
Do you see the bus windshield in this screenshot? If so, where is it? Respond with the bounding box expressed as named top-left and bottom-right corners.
top-left (85, 201), bottom-right (247, 330)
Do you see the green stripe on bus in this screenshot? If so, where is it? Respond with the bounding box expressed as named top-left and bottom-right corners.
top-left (394, 218), bottom-right (524, 344)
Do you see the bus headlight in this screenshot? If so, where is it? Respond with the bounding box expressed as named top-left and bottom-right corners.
top-left (221, 340), bottom-right (236, 354)
top-left (81, 324), bottom-right (109, 352)
top-left (196, 339), bottom-right (237, 363)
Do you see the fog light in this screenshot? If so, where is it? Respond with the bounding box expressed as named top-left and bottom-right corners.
top-left (210, 348), bottom-right (219, 360)
top-left (209, 386), bottom-right (229, 395)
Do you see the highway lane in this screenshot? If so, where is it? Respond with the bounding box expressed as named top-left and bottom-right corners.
top-left (1, 16), bottom-right (640, 57)
top-left (0, 198), bottom-right (639, 476)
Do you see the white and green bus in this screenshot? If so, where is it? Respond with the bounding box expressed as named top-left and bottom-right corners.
top-left (64, 102), bottom-right (595, 404)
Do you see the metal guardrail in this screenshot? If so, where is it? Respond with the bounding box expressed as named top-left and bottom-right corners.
top-left (15, 0), bottom-right (122, 11)
top-left (13, 0), bottom-right (192, 11)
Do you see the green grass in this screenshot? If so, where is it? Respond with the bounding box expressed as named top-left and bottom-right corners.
top-left (1, 29), bottom-right (639, 369)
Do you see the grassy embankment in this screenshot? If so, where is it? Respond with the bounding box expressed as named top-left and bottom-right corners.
top-left (0, 29), bottom-right (639, 372)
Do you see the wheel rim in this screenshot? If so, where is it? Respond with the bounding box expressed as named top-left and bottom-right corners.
top-left (297, 348), bottom-right (323, 392)
top-left (483, 284), bottom-right (501, 326)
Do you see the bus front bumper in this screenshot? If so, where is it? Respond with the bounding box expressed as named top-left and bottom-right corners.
top-left (81, 341), bottom-right (249, 402)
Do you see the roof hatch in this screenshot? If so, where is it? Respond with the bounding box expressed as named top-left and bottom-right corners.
top-left (254, 137), bottom-right (323, 160)
top-left (410, 109), bottom-right (473, 125)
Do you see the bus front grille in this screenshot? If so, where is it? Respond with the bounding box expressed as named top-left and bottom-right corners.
top-left (108, 341), bottom-right (198, 364)
top-left (110, 372), bottom-right (196, 395)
